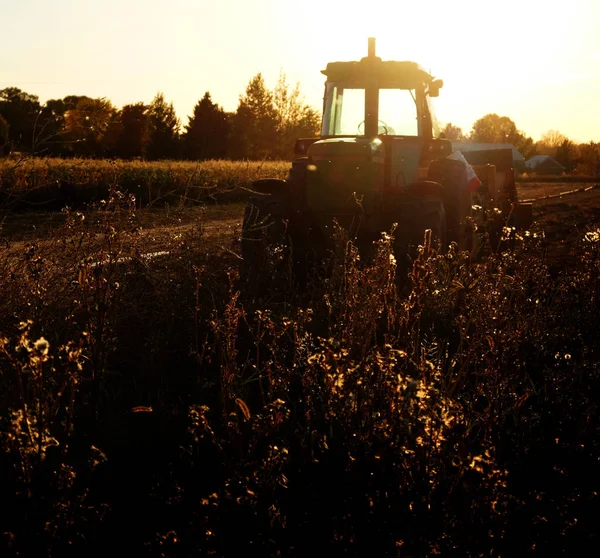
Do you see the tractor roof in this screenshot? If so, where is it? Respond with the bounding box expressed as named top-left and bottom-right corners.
top-left (322, 58), bottom-right (434, 89)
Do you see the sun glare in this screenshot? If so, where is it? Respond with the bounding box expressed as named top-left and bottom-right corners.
top-left (297, 0), bottom-right (584, 136)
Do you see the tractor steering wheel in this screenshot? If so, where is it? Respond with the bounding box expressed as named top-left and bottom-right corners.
top-left (358, 120), bottom-right (391, 135)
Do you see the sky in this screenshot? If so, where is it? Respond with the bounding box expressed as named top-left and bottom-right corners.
top-left (1, 0), bottom-right (599, 143)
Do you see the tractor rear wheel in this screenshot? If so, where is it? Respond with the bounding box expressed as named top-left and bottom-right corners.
top-left (394, 189), bottom-right (446, 280)
top-left (427, 157), bottom-right (467, 247)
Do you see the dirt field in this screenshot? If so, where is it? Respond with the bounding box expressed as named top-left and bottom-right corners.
top-left (2, 182), bottom-right (599, 268)
top-left (521, 182), bottom-right (600, 267)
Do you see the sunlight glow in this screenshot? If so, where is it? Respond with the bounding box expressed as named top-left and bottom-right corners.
top-left (1, 0), bottom-right (598, 142)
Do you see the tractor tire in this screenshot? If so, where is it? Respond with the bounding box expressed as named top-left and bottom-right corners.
top-left (427, 157), bottom-right (466, 246)
top-left (241, 181), bottom-right (291, 287)
top-left (394, 190), bottom-right (446, 280)
top-left (404, 182), bottom-right (447, 248)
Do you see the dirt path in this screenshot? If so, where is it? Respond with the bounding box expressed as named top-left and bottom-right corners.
top-left (3, 185), bottom-right (599, 270)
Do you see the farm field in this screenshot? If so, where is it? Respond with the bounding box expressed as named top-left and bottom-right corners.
top-left (4, 1), bottom-right (600, 553)
top-left (3, 176), bottom-right (599, 265)
top-left (1, 169), bottom-right (599, 556)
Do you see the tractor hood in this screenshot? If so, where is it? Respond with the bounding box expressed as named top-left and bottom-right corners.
top-left (308, 137), bottom-right (385, 163)
top-left (306, 138), bottom-right (385, 217)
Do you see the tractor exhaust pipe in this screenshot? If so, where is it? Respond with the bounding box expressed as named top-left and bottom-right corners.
top-left (365, 37), bottom-right (379, 137)
top-left (368, 37), bottom-right (376, 58)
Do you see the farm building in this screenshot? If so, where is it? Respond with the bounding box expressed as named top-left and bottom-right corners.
top-left (451, 142), bottom-right (526, 173)
top-left (526, 155), bottom-right (565, 175)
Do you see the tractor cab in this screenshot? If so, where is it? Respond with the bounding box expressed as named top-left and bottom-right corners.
top-left (320, 43), bottom-right (439, 140)
top-left (297, 38), bottom-right (452, 221)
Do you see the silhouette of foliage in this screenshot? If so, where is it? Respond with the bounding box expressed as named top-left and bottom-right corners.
top-left (555, 138), bottom-right (577, 172)
top-left (0, 87), bottom-right (41, 153)
top-left (273, 71), bottom-right (320, 158)
top-left (183, 92), bottom-right (229, 160)
top-left (230, 72), bottom-right (320, 160)
top-left (471, 113), bottom-right (520, 143)
top-left (116, 103), bottom-right (150, 160)
top-left (538, 129), bottom-right (569, 154)
top-left (575, 141), bottom-right (600, 175)
top-left (0, 114), bottom-right (8, 155)
top-left (147, 93), bottom-right (180, 160)
top-left (230, 73), bottom-right (278, 160)
top-left (439, 122), bottom-right (464, 140)
top-left (62, 97), bottom-right (122, 157)
top-left (471, 113), bottom-right (536, 158)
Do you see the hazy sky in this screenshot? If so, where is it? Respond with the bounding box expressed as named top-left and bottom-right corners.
top-left (2, 0), bottom-right (599, 142)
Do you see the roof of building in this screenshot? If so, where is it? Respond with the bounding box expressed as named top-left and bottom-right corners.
top-left (451, 142), bottom-right (525, 162)
top-left (526, 155), bottom-right (565, 170)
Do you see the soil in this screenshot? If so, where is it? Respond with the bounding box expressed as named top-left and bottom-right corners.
top-left (520, 182), bottom-right (600, 268)
top-left (2, 183), bottom-right (600, 269)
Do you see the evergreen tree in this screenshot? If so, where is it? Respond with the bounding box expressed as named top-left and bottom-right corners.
top-left (147, 93), bottom-right (180, 160)
top-left (183, 92), bottom-right (229, 160)
top-left (116, 103), bottom-right (150, 159)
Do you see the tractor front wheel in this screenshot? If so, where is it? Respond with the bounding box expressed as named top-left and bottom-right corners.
top-left (240, 182), bottom-right (292, 288)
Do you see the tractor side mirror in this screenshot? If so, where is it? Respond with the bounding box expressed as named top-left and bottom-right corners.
top-left (429, 79), bottom-right (444, 97)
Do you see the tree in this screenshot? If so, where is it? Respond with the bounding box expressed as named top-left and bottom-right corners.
top-left (555, 139), bottom-right (577, 172)
top-left (471, 113), bottom-right (520, 144)
top-left (116, 103), bottom-right (150, 159)
top-left (439, 122), bottom-right (464, 141)
top-left (471, 113), bottom-right (536, 159)
top-left (516, 135), bottom-right (537, 160)
top-left (0, 114), bottom-right (8, 155)
top-left (30, 96), bottom-right (96, 157)
top-left (183, 92), bottom-right (229, 160)
top-left (272, 72), bottom-right (320, 159)
top-left (0, 87), bottom-right (41, 152)
top-left (147, 93), bottom-right (180, 160)
top-left (539, 130), bottom-right (568, 150)
top-left (62, 97), bottom-right (122, 157)
top-left (536, 129), bottom-right (569, 158)
top-left (575, 142), bottom-right (600, 176)
top-left (230, 74), bottom-right (278, 159)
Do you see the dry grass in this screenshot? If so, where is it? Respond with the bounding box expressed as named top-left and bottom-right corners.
top-left (0, 157), bottom-right (290, 210)
top-left (0, 175), bottom-right (599, 556)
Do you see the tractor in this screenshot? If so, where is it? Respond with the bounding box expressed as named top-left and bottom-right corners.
top-left (241, 38), bottom-right (532, 282)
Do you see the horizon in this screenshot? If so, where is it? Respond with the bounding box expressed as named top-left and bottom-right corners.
top-left (2, 0), bottom-right (599, 143)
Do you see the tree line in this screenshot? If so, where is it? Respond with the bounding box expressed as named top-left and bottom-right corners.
top-left (440, 116), bottom-right (600, 175)
top-left (1, 77), bottom-right (599, 173)
top-left (0, 72), bottom-right (320, 161)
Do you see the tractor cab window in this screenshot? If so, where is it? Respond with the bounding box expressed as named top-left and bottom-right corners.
top-left (322, 82), bottom-right (420, 136)
top-left (322, 85), bottom-right (365, 136)
top-left (379, 89), bottom-right (418, 136)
